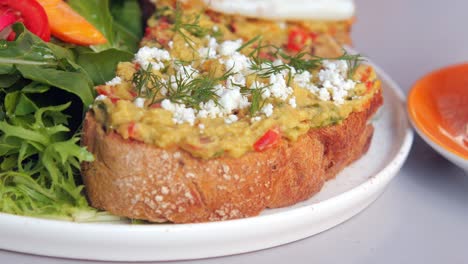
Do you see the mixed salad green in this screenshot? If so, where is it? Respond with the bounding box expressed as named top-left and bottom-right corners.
top-left (0, 0), bottom-right (142, 221)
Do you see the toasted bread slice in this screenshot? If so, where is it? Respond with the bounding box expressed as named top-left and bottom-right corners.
top-left (81, 89), bottom-right (382, 223)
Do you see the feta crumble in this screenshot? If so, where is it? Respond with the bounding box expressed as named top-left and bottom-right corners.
top-left (219, 39), bottom-right (242, 56)
top-left (261, 103), bottom-right (274, 117)
top-left (95, 95), bottom-right (107, 101)
top-left (134, 46), bottom-right (171, 70)
top-left (134, 97), bottom-right (146, 108)
top-left (106, 76), bottom-right (122, 86)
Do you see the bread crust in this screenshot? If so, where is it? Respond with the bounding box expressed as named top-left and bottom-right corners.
top-left (81, 90), bottom-right (383, 223)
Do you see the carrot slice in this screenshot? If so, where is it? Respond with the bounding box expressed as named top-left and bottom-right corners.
top-left (36, 0), bottom-right (107, 45)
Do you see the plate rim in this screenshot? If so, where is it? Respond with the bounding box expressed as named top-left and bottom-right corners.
top-left (0, 53), bottom-right (414, 261)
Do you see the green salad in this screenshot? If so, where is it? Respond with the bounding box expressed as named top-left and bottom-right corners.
top-left (0, 0), bottom-right (142, 221)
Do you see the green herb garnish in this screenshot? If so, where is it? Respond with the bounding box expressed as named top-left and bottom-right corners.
top-left (172, 3), bottom-right (209, 50)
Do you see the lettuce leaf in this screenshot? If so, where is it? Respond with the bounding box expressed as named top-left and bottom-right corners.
top-left (0, 23), bottom-right (129, 221)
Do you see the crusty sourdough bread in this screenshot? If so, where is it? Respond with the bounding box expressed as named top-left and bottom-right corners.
top-left (81, 89), bottom-right (382, 223)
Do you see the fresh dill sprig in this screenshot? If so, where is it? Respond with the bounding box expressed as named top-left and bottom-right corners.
top-left (244, 38), bottom-right (365, 79)
top-left (237, 81), bottom-right (271, 115)
top-left (132, 63), bottom-right (163, 101)
top-left (164, 68), bottom-right (234, 110)
top-left (172, 3), bottom-right (209, 50)
top-left (236, 35), bottom-right (262, 52)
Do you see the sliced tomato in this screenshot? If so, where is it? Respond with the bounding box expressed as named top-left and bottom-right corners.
top-left (0, 0), bottom-right (51, 41)
top-left (36, 0), bottom-right (107, 46)
top-left (253, 128), bottom-right (281, 152)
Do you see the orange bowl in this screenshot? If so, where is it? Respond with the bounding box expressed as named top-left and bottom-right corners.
top-left (408, 63), bottom-right (468, 171)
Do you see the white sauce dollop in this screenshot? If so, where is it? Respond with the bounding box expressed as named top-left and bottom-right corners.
top-left (203, 0), bottom-right (355, 21)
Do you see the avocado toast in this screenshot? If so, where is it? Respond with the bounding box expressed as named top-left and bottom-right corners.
top-left (81, 0), bottom-right (383, 223)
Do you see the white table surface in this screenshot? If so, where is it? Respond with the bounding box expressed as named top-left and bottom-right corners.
top-left (2, 0), bottom-right (468, 263)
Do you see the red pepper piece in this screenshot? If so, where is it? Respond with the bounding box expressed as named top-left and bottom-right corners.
top-left (128, 122), bottom-right (137, 139)
top-left (365, 81), bottom-right (373, 93)
top-left (254, 128), bottom-right (281, 152)
top-left (287, 27), bottom-right (311, 52)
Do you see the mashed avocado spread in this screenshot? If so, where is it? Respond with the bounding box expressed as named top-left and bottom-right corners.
top-left (91, 2), bottom-right (380, 159)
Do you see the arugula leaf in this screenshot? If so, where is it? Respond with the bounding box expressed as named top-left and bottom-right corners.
top-left (16, 65), bottom-right (94, 106)
top-left (111, 0), bottom-right (143, 52)
top-left (76, 48), bottom-right (133, 85)
top-left (0, 24), bottom-right (57, 74)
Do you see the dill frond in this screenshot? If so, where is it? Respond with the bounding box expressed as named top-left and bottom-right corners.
top-left (172, 3), bottom-right (209, 50)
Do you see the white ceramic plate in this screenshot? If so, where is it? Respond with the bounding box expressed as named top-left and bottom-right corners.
top-left (0, 57), bottom-right (413, 262)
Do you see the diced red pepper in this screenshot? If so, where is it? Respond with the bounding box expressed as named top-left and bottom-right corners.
top-left (134, 62), bottom-right (141, 71)
top-left (158, 17), bottom-right (171, 30)
top-left (144, 27), bottom-right (152, 37)
top-left (129, 90), bottom-right (137, 98)
top-left (365, 81), bottom-right (373, 93)
top-left (229, 21), bottom-right (238, 33)
top-left (254, 128), bottom-right (281, 152)
top-left (127, 122), bottom-right (137, 139)
top-left (309, 32), bottom-right (318, 41)
top-left (287, 27), bottom-right (311, 52)
top-left (150, 103), bottom-right (161, 109)
top-left (360, 66), bottom-right (372, 82)
top-left (258, 51), bottom-right (275, 61)
top-left (205, 10), bottom-right (221, 23)
top-left (96, 85), bottom-right (120, 103)
top-left (96, 86), bottom-right (109, 96)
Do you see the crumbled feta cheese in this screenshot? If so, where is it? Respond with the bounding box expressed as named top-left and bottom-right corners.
top-left (226, 74), bottom-right (246, 89)
top-left (261, 103), bottom-right (274, 117)
top-left (317, 60), bottom-right (356, 104)
top-left (218, 87), bottom-right (250, 114)
top-left (223, 53), bottom-right (251, 73)
top-left (219, 39), bottom-right (242, 56)
top-left (106, 76), bottom-right (122, 86)
top-left (289, 97), bottom-right (297, 108)
top-left (175, 64), bottom-right (199, 79)
top-left (134, 46), bottom-right (171, 70)
top-left (294, 71), bottom-right (311, 88)
top-left (251, 116), bottom-right (262, 122)
top-left (318, 88), bottom-right (331, 101)
top-left (198, 47), bottom-right (217, 59)
top-left (198, 100), bottom-right (223, 119)
top-left (224, 114), bottom-right (238, 124)
top-left (198, 37), bottom-right (218, 59)
top-left (169, 65), bottom-right (199, 90)
top-left (161, 99), bottom-right (196, 125)
top-left (134, 97), bottom-right (146, 108)
top-left (213, 25), bottom-right (219, 32)
top-left (95, 95), bottom-right (107, 101)
top-left (268, 73), bottom-right (293, 100)
top-left (168, 41), bottom-right (174, 49)
top-left (198, 123), bottom-right (205, 130)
